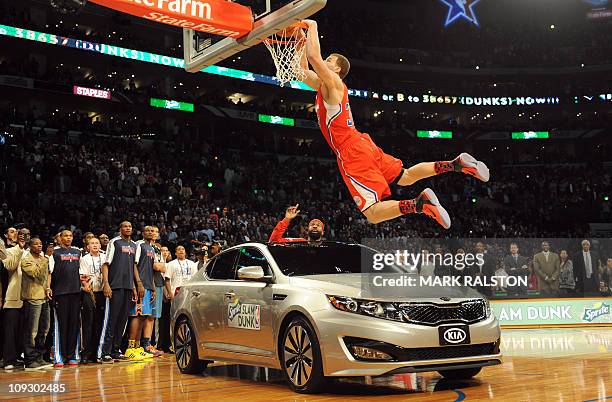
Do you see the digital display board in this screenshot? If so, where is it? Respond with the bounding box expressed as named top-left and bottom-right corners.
top-left (417, 130), bottom-right (453, 139)
top-left (150, 98), bottom-right (194, 112)
top-left (258, 114), bottom-right (295, 126)
top-left (512, 131), bottom-right (550, 139)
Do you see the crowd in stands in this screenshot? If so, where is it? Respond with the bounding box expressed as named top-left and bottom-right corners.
top-left (1, 104), bottom-right (611, 251)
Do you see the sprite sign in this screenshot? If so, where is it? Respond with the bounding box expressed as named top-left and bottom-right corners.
top-left (417, 130), bottom-right (453, 139)
top-left (512, 131), bottom-right (550, 139)
top-left (258, 114), bottom-right (295, 127)
top-left (491, 299), bottom-right (612, 326)
top-left (150, 98), bottom-right (194, 112)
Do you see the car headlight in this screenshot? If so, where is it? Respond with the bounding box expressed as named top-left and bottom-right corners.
top-left (484, 298), bottom-right (492, 318)
top-left (326, 295), bottom-right (403, 322)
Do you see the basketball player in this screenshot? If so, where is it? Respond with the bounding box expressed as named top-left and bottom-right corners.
top-left (299, 20), bottom-right (490, 229)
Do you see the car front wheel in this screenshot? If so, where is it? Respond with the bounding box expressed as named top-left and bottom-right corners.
top-left (438, 367), bottom-right (482, 380)
top-left (174, 317), bottom-right (209, 374)
top-left (280, 316), bottom-right (326, 393)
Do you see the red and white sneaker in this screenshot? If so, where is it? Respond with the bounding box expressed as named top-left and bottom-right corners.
top-left (145, 345), bottom-right (164, 357)
top-left (417, 188), bottom-right (451, 229)
top-left (455, 153), bottom-right (490, 182)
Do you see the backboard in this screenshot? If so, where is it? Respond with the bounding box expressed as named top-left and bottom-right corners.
top-left (183, 0), bottom-right (326, 73)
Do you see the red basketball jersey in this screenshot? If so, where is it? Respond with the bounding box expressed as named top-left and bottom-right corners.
top-left (315, 84), bottom-right (360, 153)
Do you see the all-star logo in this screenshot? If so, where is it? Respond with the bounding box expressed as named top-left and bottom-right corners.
top-left (439, 0), bottom-right (482, 27)
top-left (582, 303), bottom-right (610, 322)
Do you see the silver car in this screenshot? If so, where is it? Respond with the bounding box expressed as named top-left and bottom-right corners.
top-left (171, 242), bottom-right (502, 393)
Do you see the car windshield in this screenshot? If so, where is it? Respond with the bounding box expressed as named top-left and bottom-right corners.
top-left (267, 243), bottom-right (404, 277)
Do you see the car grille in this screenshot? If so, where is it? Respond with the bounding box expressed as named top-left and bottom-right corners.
top-left (397, 299), bottom-right (486, 326)
top-left (396, 343), bottom-right (497, 361)
top-left (344, 337), bottom-right (500, 362)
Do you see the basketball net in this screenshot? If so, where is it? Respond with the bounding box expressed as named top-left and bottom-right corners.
top-left (263, 23), bottom-right (308, 87)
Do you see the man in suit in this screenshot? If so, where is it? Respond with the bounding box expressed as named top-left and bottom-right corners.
top-left (503, 242), bottom-right (530, 296)
top-left (533, 241), bottom-right (561, 297)
top-left (573, 240), bottom-right (600, 296)
top-left (473, 242), bottom-right (497, 297)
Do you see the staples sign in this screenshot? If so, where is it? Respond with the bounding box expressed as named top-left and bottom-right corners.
top-left (73, 86), bottom-right (112, 100)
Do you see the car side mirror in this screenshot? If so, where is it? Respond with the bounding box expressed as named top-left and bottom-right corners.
top-left (237, 266), bottom-right (271, 282)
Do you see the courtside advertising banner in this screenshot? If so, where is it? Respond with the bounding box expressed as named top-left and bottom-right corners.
top-left (88, 0), bottom-right (253, 37)
top-left (491, 299), bottom-right (612, 326)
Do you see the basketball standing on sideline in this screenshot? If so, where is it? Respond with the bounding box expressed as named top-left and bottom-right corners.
top-left (299, 20), bottom-right (490, 229)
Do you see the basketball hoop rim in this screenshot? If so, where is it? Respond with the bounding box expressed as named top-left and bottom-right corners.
top-left (263, 21), bottom-right (309, 45)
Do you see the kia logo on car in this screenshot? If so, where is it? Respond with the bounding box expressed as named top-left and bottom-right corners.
top-left (444, 328), bottom-right (467, 344)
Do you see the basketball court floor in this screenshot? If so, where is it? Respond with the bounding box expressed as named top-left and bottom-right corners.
top-left (1, 328), bottom-right (609, 401)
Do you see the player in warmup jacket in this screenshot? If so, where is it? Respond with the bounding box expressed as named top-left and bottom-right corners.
top-left (299, 20), bottom-right (490, 229)
top-left (269, 204), bottom-right (324, 245)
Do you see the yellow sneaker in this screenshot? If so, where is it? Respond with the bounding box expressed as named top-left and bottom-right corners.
top-left (137, 347), bottom-right (154, 359)
top-left (125, 348), bottom-right (145, 361)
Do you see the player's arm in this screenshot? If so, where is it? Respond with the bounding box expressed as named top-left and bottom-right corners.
top-left (299, 44), bottom-right (321, 90)
top-left (303, 20), bottom-right (342, 101)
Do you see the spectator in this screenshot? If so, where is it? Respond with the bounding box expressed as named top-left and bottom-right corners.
top-left (81, 232), bottom-right (95, 256)
top-left (558, 250), bottom-right (576, 297)
top-left (0, 235), bottom-right (5, 260)
top-left (3, 227), bottom-right (18, 249)
top-left (164, 246), bottom-right (198, 296)
top-left (20, 237), bottom-right (53, 370)
top-left (474, 241), bottom-right (496, 297)
top-left (45, 242), bottom-right (55, 257)
top-left (79, 237), bottom-right (106, 364)
top-left (600, 257), bottom-right (612, 296)
top-left (195, 246), bottom-right (207, 271)
top-left (99, 234), bottom-right (110, 252)
top-left (573, 240), bottom-right (601, 296)
top-left (49, 230), bottom-right (82, 368)
top-left (503, 242), bottom-right (529, 296)
top-left (533, 241), bottom-right (560, 297)
top-left (418, 247), bottom-right (435, 277)
top-left (269, 205), bottom-right (325, 245)
top-left (98, 221), bottom-right (137, 364)
top-left (157, 245), bottom-right (173, 353)
top-left (2, 228), bottom-right (28, 370)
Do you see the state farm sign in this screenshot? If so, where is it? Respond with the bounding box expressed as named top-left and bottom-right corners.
top-left (89, 0), bottom-right (253, 37)
top-left (73, 86), bottom-right (112, 99)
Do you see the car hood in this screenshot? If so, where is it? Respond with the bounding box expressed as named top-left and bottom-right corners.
top-left (288, 274), bottom-right (484, 301)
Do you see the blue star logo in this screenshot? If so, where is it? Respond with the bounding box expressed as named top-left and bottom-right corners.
top-left (439, 0), bottom-right (482, 27)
